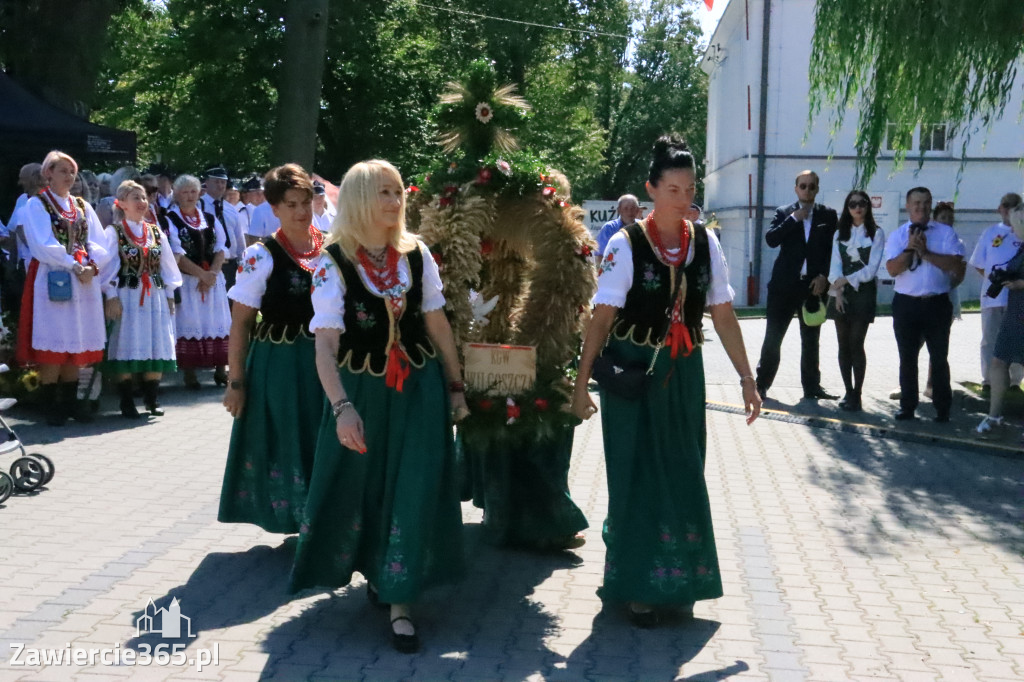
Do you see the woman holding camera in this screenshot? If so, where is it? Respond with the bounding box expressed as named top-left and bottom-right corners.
top-left (571, 135), bottom-right (760, 627)
top-left (976, 205), bottom-right (1024, 435)
top-left (827, 190), bottom-right (885, 412)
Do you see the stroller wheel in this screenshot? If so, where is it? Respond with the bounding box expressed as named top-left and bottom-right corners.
top-left (0, 471), bottom-right (12, 504)
top-left (27, 453), bottom-right (55, 485)
top-left (10, 457), bottom-right (44, 492)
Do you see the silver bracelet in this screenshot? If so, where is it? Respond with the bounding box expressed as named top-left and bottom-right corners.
top-left (739, 375), bottom-right (755, 385)
top-left (331, 399), bottom-right (353, 419)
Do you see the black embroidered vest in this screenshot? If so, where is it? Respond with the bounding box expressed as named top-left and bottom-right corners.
top-left (324, 243), bottom-right (435, 375)
top-left (114, 222), bottom-right (166, 290)
top-left (164, 210), bottom-right (217, 267)
top-left (254, 237), bottom-right (315, 342)
top-left (612, 221), bottom-right (711, 347)
top-left (38, 194), bottom-right (90, 255)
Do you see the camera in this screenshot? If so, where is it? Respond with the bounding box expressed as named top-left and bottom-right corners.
top-left (986, 268), bottom-right (1012, 298)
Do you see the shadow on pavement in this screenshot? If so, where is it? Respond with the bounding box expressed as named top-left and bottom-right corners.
top-left (123, 538), bottom-right (298, 653)
top-left (805, 426), bottom-right (1024, 558)
top-left (559, 611), bottom-right (728, 681)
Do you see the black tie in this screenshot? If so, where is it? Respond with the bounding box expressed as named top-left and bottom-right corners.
top-left (214, 199), bottom-right (230, 249)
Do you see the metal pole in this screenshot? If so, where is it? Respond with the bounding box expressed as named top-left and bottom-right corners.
top-left (751, 0), bottom-right (772, 306)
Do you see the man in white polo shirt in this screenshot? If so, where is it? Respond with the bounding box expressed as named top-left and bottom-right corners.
top-left (885, 186), bottom-right (966, 422)
top-left (969, 192), bottom-right (1024, 393)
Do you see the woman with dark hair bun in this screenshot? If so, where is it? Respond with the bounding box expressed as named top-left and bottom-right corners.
top-left (218, 163), bottom-right (324, 533)
top-left (827, 190), bottom-right (885, 412)
top-left (571, 134), bottom-right (760, 627)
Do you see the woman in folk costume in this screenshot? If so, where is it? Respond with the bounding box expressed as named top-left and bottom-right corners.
top-left (290, 160), bottom-right (468, 654)
top-left (16, 151), bottom-right (111, 426)
top-left (218, 164), bottom-right (324, 533)
top-left (164, 174), bottom-right (231, 388)
top-left (102, 180), bottom-right (183, 418)
top-left (572, 135), bottom-right (761, 627)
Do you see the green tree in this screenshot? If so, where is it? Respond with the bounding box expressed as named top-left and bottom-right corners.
top-left (0, 0), bottom-right (130, 115)
top-left (809, 0), bottom-right (1024, 185)
top-left (600, 0), bottom-right (708, 200)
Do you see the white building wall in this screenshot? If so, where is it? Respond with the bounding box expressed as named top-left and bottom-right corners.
top-left (702, 0), bottom-right (1024, 306)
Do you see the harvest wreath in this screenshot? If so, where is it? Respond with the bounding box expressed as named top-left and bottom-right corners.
top-left (408, 61), bottom-right (597, 447)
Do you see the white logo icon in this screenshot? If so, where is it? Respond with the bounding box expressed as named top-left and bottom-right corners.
top-left (136, 598), bottom-right (195, 639)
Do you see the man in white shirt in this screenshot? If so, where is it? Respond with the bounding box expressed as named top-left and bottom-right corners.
top-left (200, 166), bottom-right (246, 289)
top-left (884, 186), bottom-right (966, 422)
top-left (6, 163), bottom-right (44, 266)
top-left (154, 167), bottom-right (174, 212)
top-left (312, 181), bottom-right (335, 233)
top-left (246, 199), bottom-right (280, 245)
top-left (969, 192), bottom-right (1024, 392)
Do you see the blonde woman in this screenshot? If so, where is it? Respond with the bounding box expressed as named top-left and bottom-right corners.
top-left (289, 160), bottom-right (467, 654)
top-left (102, 180), bottom-right (183, 418)
top-left (16, 151), bottom-right (111, 425)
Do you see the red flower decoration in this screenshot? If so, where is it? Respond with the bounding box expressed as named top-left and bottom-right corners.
top-left (443, 184), bottom-right (459, 195)
top-left (431, 251), bottom-right (443, 269)
top-left (439, 197), bottom-right (453, 208)
top-left (407, 185), bottom-right (420, 193)
top-left (480, 239), bottom-right (494, 256)
top-left (476, 168), bottom-right (493, 185)
top-left (478, 398), bottom-right (494, 411)
top-left (575, 243), bottom-right (592, 257)
top-left (247, 257), bottom-right (257, 265)
top-left (534, 398), bottom-right (549, 411)
top-left (237, 265), bottom-right (243, 273)
top-left (605, 252), bottom-right (614, 263)
top-left (541, 186), bottom-right (556, 198)
top-left (506, 399), bottom-right (520, 421)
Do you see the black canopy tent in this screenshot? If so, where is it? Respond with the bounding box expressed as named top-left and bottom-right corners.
top-left (0, 72), bottom-right (137, 218)
top-left (0, 72), bottom-right (136, 162)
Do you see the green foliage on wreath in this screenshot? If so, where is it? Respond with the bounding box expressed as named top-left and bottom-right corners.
top-left (457, 377), bottom-right (582, 453)
top-left (434, 58), bottom-right (531, 163)
top-left (412, 149), bottom-right (558, 207)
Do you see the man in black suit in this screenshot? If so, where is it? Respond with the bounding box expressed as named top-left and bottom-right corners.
top-left (756, 170), bottom-right (839, 401)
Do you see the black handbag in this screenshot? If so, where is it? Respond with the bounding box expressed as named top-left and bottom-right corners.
top-left (591, 273), bottom-right (683, 400)
top-left (591, 349), bottom-right (656, 399)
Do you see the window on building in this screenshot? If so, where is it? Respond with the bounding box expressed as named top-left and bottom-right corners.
top-left (919, 124), bottom-right (948, 152)
top-left (884, 122), bottom-right (949, 154)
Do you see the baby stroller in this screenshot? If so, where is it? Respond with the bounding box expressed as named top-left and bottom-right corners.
top-left (0, 364), bottom-right (55, 505)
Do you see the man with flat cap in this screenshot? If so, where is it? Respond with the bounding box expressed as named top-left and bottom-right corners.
top-left (200, 166), bottom-right (246, 290)
top-left (312, 181), bottom-right (335, 233)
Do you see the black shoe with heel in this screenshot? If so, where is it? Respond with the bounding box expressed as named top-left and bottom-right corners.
top-left (390, 616), bottom-right (419, 653)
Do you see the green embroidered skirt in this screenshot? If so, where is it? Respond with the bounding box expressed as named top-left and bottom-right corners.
top-left (289, 357), bottom-right (465, 602)
top-left (460, 428), bottom-right (588, 548)
top-left (597, 339), bottom-right (723, 606)
top-left (218, 335), bottom-right (320, 533)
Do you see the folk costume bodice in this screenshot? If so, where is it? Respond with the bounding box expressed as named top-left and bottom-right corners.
top-left (322, 243), bottom-right (435, 388)
top-left (114, 220), bottom-right (166, 290)
top-left (38, 191), bottom-right (91, 263)
top-left (612, 220), bottom-right (711, 353)
top-left (164, 210), bottom-right (217, 267)
top-left (254, 236), bottom-right (316, 342)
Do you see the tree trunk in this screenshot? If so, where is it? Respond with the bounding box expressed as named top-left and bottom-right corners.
top-left (271, 0), bottom-right (330, 171)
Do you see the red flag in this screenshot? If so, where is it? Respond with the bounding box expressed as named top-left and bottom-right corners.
top-left (704, 0), bottom-right (713, 9)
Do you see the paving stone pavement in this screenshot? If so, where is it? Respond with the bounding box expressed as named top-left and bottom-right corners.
top-left (0, 314), bottom-right (1021, 682)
